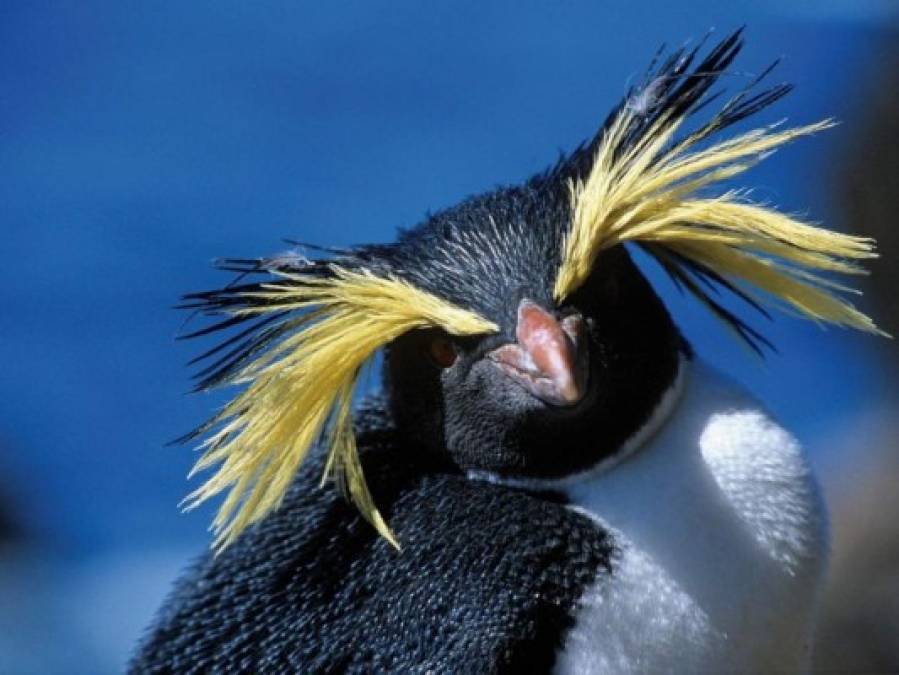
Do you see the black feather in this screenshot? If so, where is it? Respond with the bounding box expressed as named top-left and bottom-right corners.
top-left (138, 399), bottom-right (617, 673)
top-left (649, 244), bottom-right (775, 355)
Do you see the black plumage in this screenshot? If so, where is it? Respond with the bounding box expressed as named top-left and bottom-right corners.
top-left (132, 399), bottom-right (615, 673)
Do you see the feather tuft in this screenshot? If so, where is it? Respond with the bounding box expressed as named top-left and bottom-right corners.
top-left (181, 266), bottom-right (497, 551)
top-left (554, 33), bottom-right (882, 346)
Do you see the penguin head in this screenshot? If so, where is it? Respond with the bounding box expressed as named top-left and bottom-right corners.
top-left (178, 29), bottom-right (880, 550)
top-left (383, 187), bottom-right (683, 481)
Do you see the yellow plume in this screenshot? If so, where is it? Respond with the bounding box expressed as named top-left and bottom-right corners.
top-left (184, 267), bottom-right (497, 551)
top-left (555, 109), bottom-right (881, 336)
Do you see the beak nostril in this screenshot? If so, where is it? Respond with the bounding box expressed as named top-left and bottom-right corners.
top-left (560, 314), bottom-right (585, 345)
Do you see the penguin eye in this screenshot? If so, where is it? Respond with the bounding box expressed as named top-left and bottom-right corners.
top-left (426, 335), bottom-right (458, 368)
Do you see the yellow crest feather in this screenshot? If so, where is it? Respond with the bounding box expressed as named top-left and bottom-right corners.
top-left (185, 267), bottom-right (497, 551)
top-left (555, 108), bottom-right (881, 336)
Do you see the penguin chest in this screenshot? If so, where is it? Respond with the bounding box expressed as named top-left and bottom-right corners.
top-left (553, 362), bottom-right (829, 674)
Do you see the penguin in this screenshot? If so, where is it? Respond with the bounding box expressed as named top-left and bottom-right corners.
top-left (131, 30), bottom-right (882, 674)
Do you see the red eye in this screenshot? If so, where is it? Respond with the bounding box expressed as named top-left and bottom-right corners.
top-left (427, 336), bottom-right (458, 368)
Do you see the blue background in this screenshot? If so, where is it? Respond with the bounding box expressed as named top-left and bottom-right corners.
top-left (0, 2), bottom-right (895, 672)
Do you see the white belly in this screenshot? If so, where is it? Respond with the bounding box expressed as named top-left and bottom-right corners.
top-left (552, 359), bottom-right (829, 674)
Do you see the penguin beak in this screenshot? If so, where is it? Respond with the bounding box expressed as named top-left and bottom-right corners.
top-left (487, 299), bottom-right (588, 407)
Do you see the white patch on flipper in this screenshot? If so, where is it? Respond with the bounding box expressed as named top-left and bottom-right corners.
top-left (699, 410), bottom-right (828, 574)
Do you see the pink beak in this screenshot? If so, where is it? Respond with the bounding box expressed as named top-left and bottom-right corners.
top-left (487, 300), bottom-right (588, 407)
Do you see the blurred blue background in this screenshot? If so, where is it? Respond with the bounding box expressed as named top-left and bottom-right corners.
top-left (1, 1), bottom-right (897, 672)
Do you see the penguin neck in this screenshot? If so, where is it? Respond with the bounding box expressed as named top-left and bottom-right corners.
top-left (468, 349), bottom-right (691, 490)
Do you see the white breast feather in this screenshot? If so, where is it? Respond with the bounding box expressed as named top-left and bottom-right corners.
top-left (550, 359), bottom-right (829, 675)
